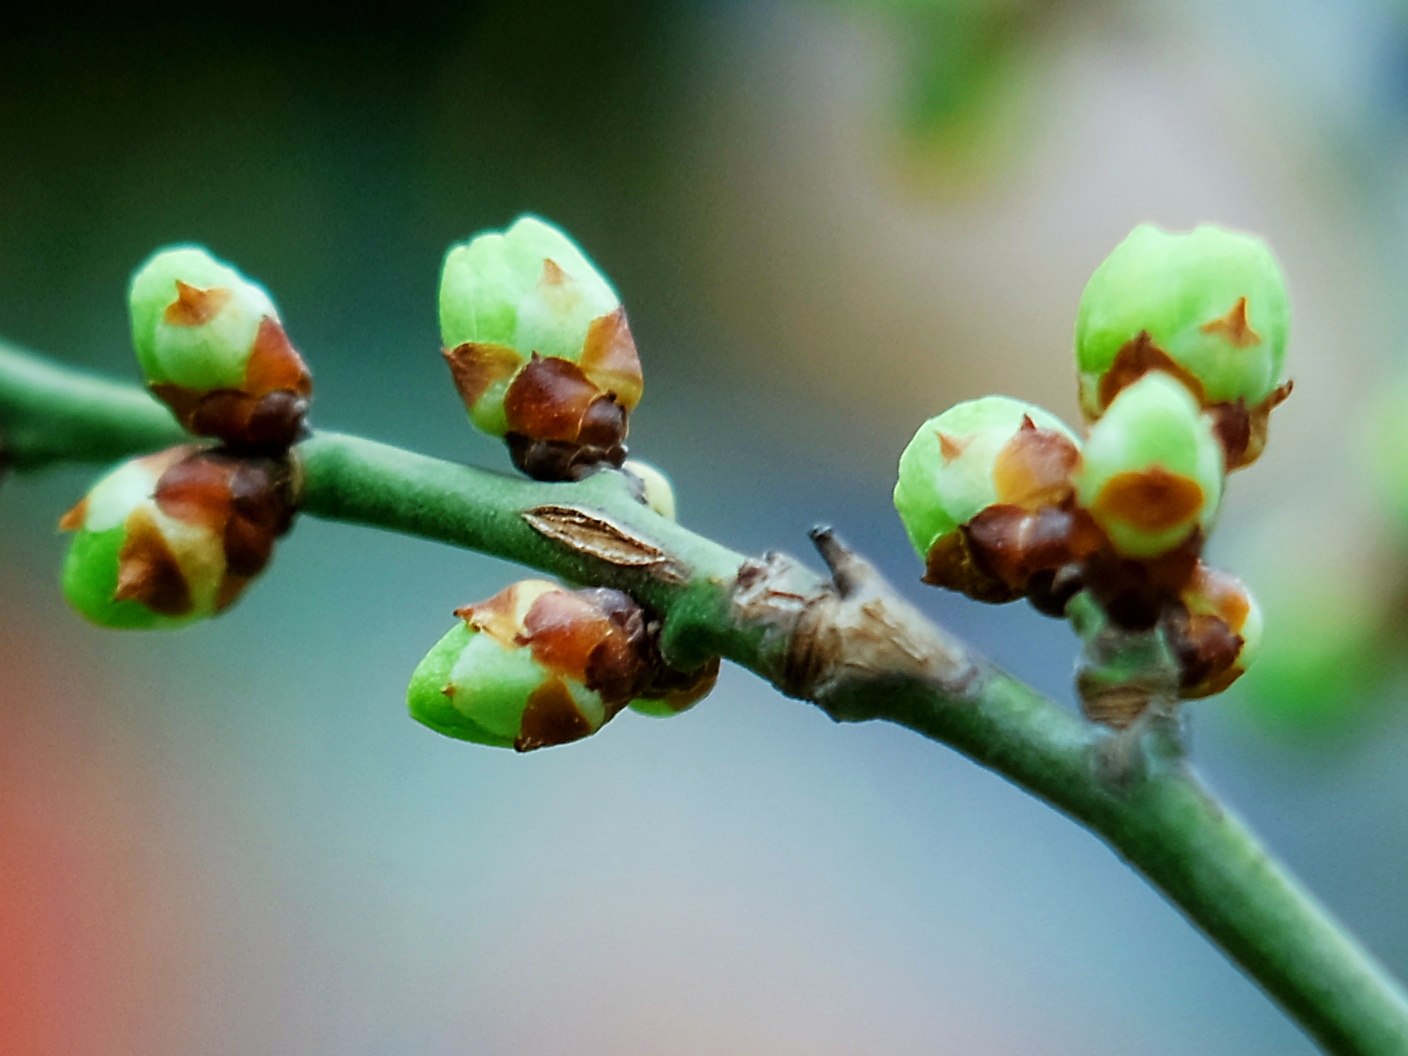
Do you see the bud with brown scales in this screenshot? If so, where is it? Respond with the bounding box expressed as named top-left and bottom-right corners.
top-left (59, 445), bottom-right (298, 628)
top-left (150, 315), bottom-right (312, 452)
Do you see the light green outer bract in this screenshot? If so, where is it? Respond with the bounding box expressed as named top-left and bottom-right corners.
top-left (893, 395), bottom-right (1078, 558)
top-left (129, 245), bottom-right (278, 392)
top-left (438, 216), bottom-right (621, 437)
top-left (1075, 224), bottom-right (1289, 413)
top-left (408, 621), bottom-right (610, 748)
top-left (1076, 371), bottom-right (1224, 558)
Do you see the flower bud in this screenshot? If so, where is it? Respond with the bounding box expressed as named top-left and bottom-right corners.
top-left (130, 246), bottom-right (312, 450)
top-left (894, 396), bottom-right (1091, 602)
top-left (407, 580), bottom-right (717, 751)
top-left (59, 446), bottom-right (296, 629)
top-left (622, 459), bottom-right (676, 520)
top-left (439, 216), bottom-right (643, 481)
top-left (1075, 224), bottom-right (1291, 468)
top-left (1158, 563), bottom-right (1262, 698)
top-left (1076, 372), bottom-right (1223, 560)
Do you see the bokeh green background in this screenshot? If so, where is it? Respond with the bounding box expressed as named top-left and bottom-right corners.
top-left (5, 2), bottom-right (1408, 1052)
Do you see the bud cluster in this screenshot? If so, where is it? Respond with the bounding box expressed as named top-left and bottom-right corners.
top-left (60, 245), bottom-right (310, 629)
top-left (408, 580), bottom-right (718, 751)
top-left (439, 216), bottom-right (644, 481)
top-left (894, 224), bottom-right (1289, 717)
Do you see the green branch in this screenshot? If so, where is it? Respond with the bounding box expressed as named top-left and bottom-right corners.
top-left (2, 338), bottom-right (1406, 1055)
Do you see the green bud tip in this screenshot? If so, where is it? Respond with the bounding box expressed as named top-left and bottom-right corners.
top-left (439, 216), bottom-right (644, 481)
top-left (59, 446), bottom-right (295, 629)
top-left (1075, 223), bottom-right (1290, 468)
top-left (1075, 371), bottom-right (1224, 560)
top-left (130, 245), bottom-right (312, 450)
top-left (408, 580), bottom-right (717, 751)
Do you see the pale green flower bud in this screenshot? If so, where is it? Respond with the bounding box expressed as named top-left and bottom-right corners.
top-left (1076, 372), bottom-right (1224, 559)
top-left (1075, 225), bottom-right (1290, 468)
top-left (130, 246), bottom-right (311, 450)
top-left (439, 216), bottom-right (643, 480)
top-left (893, 395), bottom-right (1086, 601)
top-left (622, 459), bottom-right (676, 520)
top-left (408, 580), bottom-right (717, 750)
top-left (59, 446), bottom-right (295, 629)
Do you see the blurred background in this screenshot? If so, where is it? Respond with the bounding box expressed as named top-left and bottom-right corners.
top-left (3, 1), bottom-right (1408, 1052)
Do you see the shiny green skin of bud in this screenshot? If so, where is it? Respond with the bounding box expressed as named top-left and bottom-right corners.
top-left (439, 216), bottom-right (620, 436)
top-left (129, 246), bottom-right (279, 393)
top-left (893, 395), bottom-right (1078, 558)
top-left (1076, 224), bottom-right (1289, 416)
top-left (407, 621), bottom-right (610, 748)
top-left (60, 456), bottom-right (218, 630)
top-left (1076, 372), bottom-right (1224, 558)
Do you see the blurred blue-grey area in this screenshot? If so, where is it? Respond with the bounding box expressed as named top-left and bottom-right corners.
top-left (3, 1), bottom-right (1408, 1053)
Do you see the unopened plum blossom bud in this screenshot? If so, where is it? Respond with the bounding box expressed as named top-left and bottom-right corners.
top-left (894, 395), bottom-right (1093, 604)
top-left (130, 246), bottom-right (312, 450)
top-left (59, 446), bottom-right (296, 629)
top-left (407, 580), bottom-right (717, 751)
top-left (622, 459), bottom-right (676, 520)
top-left (1076, 224), bottom-right (1291, 469)
top-left (1076, 372), bottom-right (1224, 561)
top-left (439, 216), bottom-right (643, 481)
top-left (1161, 563), bottom-right (1263, 699)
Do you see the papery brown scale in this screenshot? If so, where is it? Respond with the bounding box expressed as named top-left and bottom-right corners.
top-left (579, 307), bottom-right (643, 411)
top-left (244, 317), bottom-right (312, 396)
top-left (164, 282), bottom-right (232, 328)
top-left (1162, 604), bottom-right (1244, 698)
top-left (1208, 400), bottom-right (1253, 470)
top-left (457, 583), bottom-right (534, 647)
top-left (1096, 333), bottom-right (1207, 416)
top-left (992, 426), bottom-right (1080, 509)
top-left (221, 513), bottom-right (277, 578)
top-left (114, 507), bottom-right (193, 616)
top-left (922, 528), bottom-right (1022, 603)
top-left (242, 391), bottom-right (309, 450)
top-left (1092, 466), bottom-right (1204, 534)
top-left (1233, 380), bottom-right (1292, 470)
top-left (154, 456), bottom-right (234, 531)
top-left (515, 677), bottom-right (593, 752)
top-left (503, 355), bottom-right (602, 443)
top-left (1081, 537), bottom-right (1202, 632)
top-left (520, 590), bottom-right (616, 683)
top-left (443, 342), bottom-right (523, 411)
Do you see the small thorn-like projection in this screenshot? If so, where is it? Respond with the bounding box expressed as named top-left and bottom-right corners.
top-left (936, 431), bottom-right (972, 464)
top-left (164, 281), bottom-right (233, 327)
top-left (1200, 296), bottom-right (1261, 347)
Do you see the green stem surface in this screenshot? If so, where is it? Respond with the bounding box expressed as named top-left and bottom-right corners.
top-left (2, 339), bottom-right (1405, 1056)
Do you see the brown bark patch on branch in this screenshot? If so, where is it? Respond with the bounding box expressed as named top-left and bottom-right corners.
top-left (732, 529), bottom-right (980, 717)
